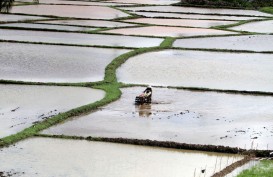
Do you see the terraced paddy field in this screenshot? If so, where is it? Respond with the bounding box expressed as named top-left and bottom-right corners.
top-left (0, 29), bottom-right (163, 47)
top-left (230, 20), bottom-right (273, 34)
top-left (0, 84), bottom-right (104, 138)
top-left (0, 23), bottom-right (97, 31)
top-left (132, 12), bottom-right (264, 20)
top-left (121, 6), bottom-right (273, 17)
top-left (1, 0), bottom-right (273, 176)
top-left (0, 138), bottom-right (243, 177)
top-left (117, 50), bottom-right (273, 92)
top-left (104, 26), bottom-right (236, 37)
top-left (123, 18), bottom-right (236, 28)
top-left (43, 87), bottom-right (273, 150)
top-left (0, 14), bottom-right (50, 22)
top-left (10, 5), bottom-right (129, 19)
top-left (0, 42), bottom-right (130, 82)
top-left (173, 35), bottom-right (273, 52)
top-left (35, 19), bottom-right (136, 28)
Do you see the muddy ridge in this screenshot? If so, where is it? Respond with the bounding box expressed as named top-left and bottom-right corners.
top-left (39, 134), bottom-right (272, 157)
top-left (212, 156), bottom-right (252, 177)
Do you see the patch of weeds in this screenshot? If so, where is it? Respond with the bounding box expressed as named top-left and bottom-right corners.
top-left (260, 7), bottom-right (273, 15)
top-left (237, 160), bottom-right (273, 177)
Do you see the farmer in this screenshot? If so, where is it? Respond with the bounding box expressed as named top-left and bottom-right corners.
top-left (143, 85), bottom-right (152, 99)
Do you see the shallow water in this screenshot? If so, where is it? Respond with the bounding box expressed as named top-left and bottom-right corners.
top-left (0, 137), bottom-right (243, 177)
top-left (0, 85), bottom-right (105, 138)
top-left (10, 5), bottom-right (129, 19)
top-left (37, 0), bottom-right (135, 6)
top-left (109, 0), bottom-right (179, 5)
top-left (124, 18), bottom-right (235, 28)
top-left (0, 23), bottom-right (96, 31)
top-left (133, 12), bottom-right (264, 21)
top-left (104, 26), bottom-right (235, 37)
top-left (230, 20), bottom-right (273, 34)
top-left (173, 35), bottom-right (273, 52)
top-left (122, 6), bottom-right (272, 17)
top-left (0, 29), bottom-right (163, 48)
top-left (43, 87), bottom-right (273, 150)
top-left (36, 19), bottom-right (136, 27)
top-left (117, 50), bottom-right (273, 92)
top-left (0, 42), bottom-right (129, 82)
top-left (0, 14), bottom-right (48, 22)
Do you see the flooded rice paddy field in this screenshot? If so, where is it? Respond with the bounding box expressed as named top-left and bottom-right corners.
top-left (0, 42), bottom-right (129, 82)
top-left (230, 20), bottom-right (273, 34)
top-left (1, 0), bottom-right (273, 176)
top-left (117, 50), bottom-right (273, 92)
top-left (43, 87), bottom-right (273, 150)
top-left (122, 6), bottom-right (273, 17)
top-left (0, 14), bottom-right (49, 22)
top-left (0, 85), bottom-right (104, 138)
top-left (35, 19), bottom-right (136, 28)
top-left (104, 26), bottom-right (236, 37)
top-left (132, 11), bottom-right (264, 21)
top-left (0, 29), bottom-right (163, 48)
top-left (123, 18), bottom-right (236, 28)
top-left (0, 137), bottom-right (243, 177)
top-left (0, 23), bottom-right (97, 31)
top-left (174, 35), bottom-right (273, 52)
top-left (33, 0), bottom-right (135, 6)
top-left (108, 0), bottom-right (180, 5)
top-left (10, 5), bottom-right (129, 19)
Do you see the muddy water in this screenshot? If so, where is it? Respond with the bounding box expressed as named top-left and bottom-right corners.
top-left (0, 23), bottom-right (96, 31)
top-left (0, 14), bottom-right (48, 22)
top-left (0, 29), bottom-right (163, 48)
top-left (117, 50), bottom-right (273, 92)
top-left (36, 19), bottom-right (136, 28)
top-left (230, 20), bottom-right (273, 34)
top-left (0, 42), bottom-right (129, 82)
top-left (133, 12), bottom-right (263, 21)
top-left (43, 87), bottom-right (273, 150)
top-left (123, 18), bottom-right (235, 28)
top-left (10, 5), bottom-right (128, 19)
top-left (0, 137), bottom-right (243, 177)
top-left (174, 35), bottom-right (273, 52)
top-left (122, 6), bottom-right (272, 17)
top-left (0, 85), bottom-right (104, 138)
top-left (104, 26), bottom-right (235, 37)
top-left (109, 0), bottom-right (179, 5)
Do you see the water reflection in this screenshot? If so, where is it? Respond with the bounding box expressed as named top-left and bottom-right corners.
top-left (135, 104), bottom-right (152, 117)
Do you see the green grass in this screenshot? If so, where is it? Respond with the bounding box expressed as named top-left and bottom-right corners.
top-left (237, 160), bottom-right (273, 177)
top-left (260, 7), bottom-right (273, 15)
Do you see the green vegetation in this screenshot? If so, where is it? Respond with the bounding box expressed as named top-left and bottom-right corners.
top-left (177, 0), bottom-right (273, 9)
top-left (0, 0), bottom-right (38, 12)
top-left (237, 160), bottom-right (273, 177)
top-left (260, 7), bottom-right (273, 14)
